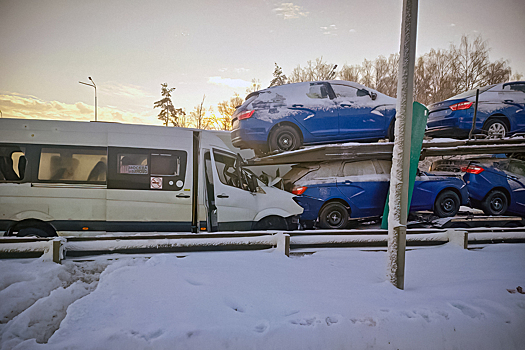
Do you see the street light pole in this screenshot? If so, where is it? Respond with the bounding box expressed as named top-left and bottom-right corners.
top-left (79, 77), bottom-right (97, 121)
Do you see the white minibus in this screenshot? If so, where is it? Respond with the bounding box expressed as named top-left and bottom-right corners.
top-left (0, 119), bottom-right (302, 236)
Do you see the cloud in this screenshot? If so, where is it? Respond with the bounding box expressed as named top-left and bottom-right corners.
top-left (208, 76), bottom-right (251, 89)
top-left (321, 24), bottom-right (337, 35)
top-left (0, 92), bottom-right (160, 125)
top-left (273, 3), bottom-right (308, 19)
top-left (100, 82), bottom-right (155, 99)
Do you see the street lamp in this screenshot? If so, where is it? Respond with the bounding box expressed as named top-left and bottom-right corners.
top-left (79, 77), bottom-right (97, 121)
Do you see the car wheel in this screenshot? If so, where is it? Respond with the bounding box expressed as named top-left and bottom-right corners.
top-left (269, 125), bottom-right (301, 152)
top-left (433, 190), bottom-right (460, 218)
top-left (483, 119), bottom-right (508, 138)
top-left (318, 202), bottom-right (349, 229)
top-left (388, 119), bottom-right (395, 142)
top-left (482, 190), bottom-right (508, 216)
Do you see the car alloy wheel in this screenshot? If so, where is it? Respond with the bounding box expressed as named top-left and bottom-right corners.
top-left (484, 120), bottom-right (507, 139)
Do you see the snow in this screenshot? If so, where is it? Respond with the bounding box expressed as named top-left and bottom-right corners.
top-left (1, 242), bottom-right (524, 349)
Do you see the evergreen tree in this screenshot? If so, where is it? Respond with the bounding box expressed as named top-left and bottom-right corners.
top-left (269, 63), bottom-right (288, 87)
top-left (153, 83), bottom-right (184, 126)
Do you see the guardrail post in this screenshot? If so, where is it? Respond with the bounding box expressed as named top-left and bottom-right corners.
top-left (447, 229), bottom-right (468, 249)
top-left (52, 237), bottom-right (64, 263)
top-left (275, 232), bottom-right (290, 257)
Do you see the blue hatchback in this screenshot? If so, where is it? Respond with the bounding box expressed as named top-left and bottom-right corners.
top-left (283, 160), bottom-right (469, 229)
top-left (463, 158), bottom-right (525, 216)
top-left (426, 81), bottom-right (525, 139)
top-left (231, 81), bottom-right (396, 155)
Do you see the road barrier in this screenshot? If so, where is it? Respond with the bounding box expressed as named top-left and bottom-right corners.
top-left (1, 228), bottom-right (525, 263)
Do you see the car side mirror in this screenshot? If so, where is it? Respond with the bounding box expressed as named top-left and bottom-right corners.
top-left (370, 92), bottom-right (377, 100)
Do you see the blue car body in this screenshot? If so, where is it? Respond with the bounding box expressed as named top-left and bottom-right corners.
top-left (231, 81), bottom-right (396, 153)
top-left (463, 158), bottom-right (525, 216)
top-left (426, 81), bottom-right (525, 138)
top-left (283, 160), bottom-right (469, 228)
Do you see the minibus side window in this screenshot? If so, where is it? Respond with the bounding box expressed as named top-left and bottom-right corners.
top-left (38, 147), bottom-right (107, 183)
top-left (213, 151), bottom-right (242, 189)
top-left (108, 147), bottom-right (187, 191)
top-left (0, 145), bottom-right (26, 182)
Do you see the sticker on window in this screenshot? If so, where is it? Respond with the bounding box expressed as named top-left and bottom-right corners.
top-left (121, 165), bottom-right (148, 174)
top-left (150, 177), bottom-right (163, 189)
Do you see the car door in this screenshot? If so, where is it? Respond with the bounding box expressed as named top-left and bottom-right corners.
top-left (501, 82), bottom-right (525, 133)
top-left (336, 160), bottom-right (390, 218)
top-left (504, 160), bottom-right (525, 215)
top-left (290, 82), bottom-right (339, 139)
top-left (210, 149), bottom-right (257, 231)
top-left (331, 83), bottom-right (385, 139)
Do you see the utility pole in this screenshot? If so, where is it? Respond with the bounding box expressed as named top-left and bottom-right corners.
top-left (387, 0), bottom-right (419, 290)
top-left (79, 77), bottom-right (97, 121)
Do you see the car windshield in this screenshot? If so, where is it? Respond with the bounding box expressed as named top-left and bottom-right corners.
top-left (446, 84), bottom-right (496, 100)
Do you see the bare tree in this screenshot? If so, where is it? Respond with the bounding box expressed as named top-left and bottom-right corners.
top-left (358, 59), bottom-right (374, 88)
top-left (246, 78), bottom-right (261, 93)
top-left (338, 63), bottom-right (360, 82)
top-left (510, 72), bottom-right (524, 81)
top-left (450, 35), bottom-right (490, 93)
top-left (483, 59), bottom-right (512, 85)
top-left (373, 54), bottom-right (399, 97)
top-left (288, 57), bottom-right (337, 83)
top-left (189, 95), bottom-right (213, 130)
top-left (217, 93), bottom-right (244, 131)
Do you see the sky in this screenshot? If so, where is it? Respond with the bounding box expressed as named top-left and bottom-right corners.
top-left (1, 0), bottom-right (524, 126)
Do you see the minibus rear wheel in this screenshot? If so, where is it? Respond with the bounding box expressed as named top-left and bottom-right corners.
top-left (7, 219), bottom-right (57, 237)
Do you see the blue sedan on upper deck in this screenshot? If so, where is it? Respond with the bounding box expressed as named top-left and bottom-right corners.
top-left (426, 81), bottom-right (525, 139)
top-left (231, 81), bottom-right (397, 155)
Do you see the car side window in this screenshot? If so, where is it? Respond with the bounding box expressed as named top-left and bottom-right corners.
top-left (343, 160), bottom-right (377, 176)
top-left (374, 160), bottom-right (392, 174)
top-left (306, 83), bottom-right (330, 100)
top-left (331, 84), bottom-right (358, 99)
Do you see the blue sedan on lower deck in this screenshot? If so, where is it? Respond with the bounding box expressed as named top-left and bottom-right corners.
top-left (284, 160), bottom-right (469, 229)
top-left (463, 158), bottom-right (525, 216)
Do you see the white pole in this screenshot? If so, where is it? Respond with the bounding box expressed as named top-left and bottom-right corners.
top-left (387, 0), bottom-right (418, 290)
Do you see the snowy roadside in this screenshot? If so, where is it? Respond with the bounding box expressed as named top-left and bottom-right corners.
top-left (1, 243), bottom-right (524, 349)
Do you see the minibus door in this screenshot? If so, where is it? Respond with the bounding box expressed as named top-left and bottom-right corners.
top-left (210, 149), bottom-right (257, 231)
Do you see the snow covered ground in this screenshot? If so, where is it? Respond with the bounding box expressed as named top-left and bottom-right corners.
top-left (1, 243), bottom-right (524, 349)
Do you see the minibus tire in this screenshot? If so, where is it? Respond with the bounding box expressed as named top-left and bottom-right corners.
top-left (7, 219), bottom-right (57, 237)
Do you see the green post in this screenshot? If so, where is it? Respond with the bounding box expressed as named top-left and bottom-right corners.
top-left (381, 102), bottom-right (428, 229)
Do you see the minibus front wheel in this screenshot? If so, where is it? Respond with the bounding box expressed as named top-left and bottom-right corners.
top-left (6, 219), bottom-right (57, 237)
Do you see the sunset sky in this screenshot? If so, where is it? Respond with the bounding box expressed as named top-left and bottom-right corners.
top-left (1, 0), bottom-right (524, 126)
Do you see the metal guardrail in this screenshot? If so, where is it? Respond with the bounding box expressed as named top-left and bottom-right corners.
top-left (0, 232), bottom-right (291, 262)
top-left (2, 228), bottom-right (525, 263)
